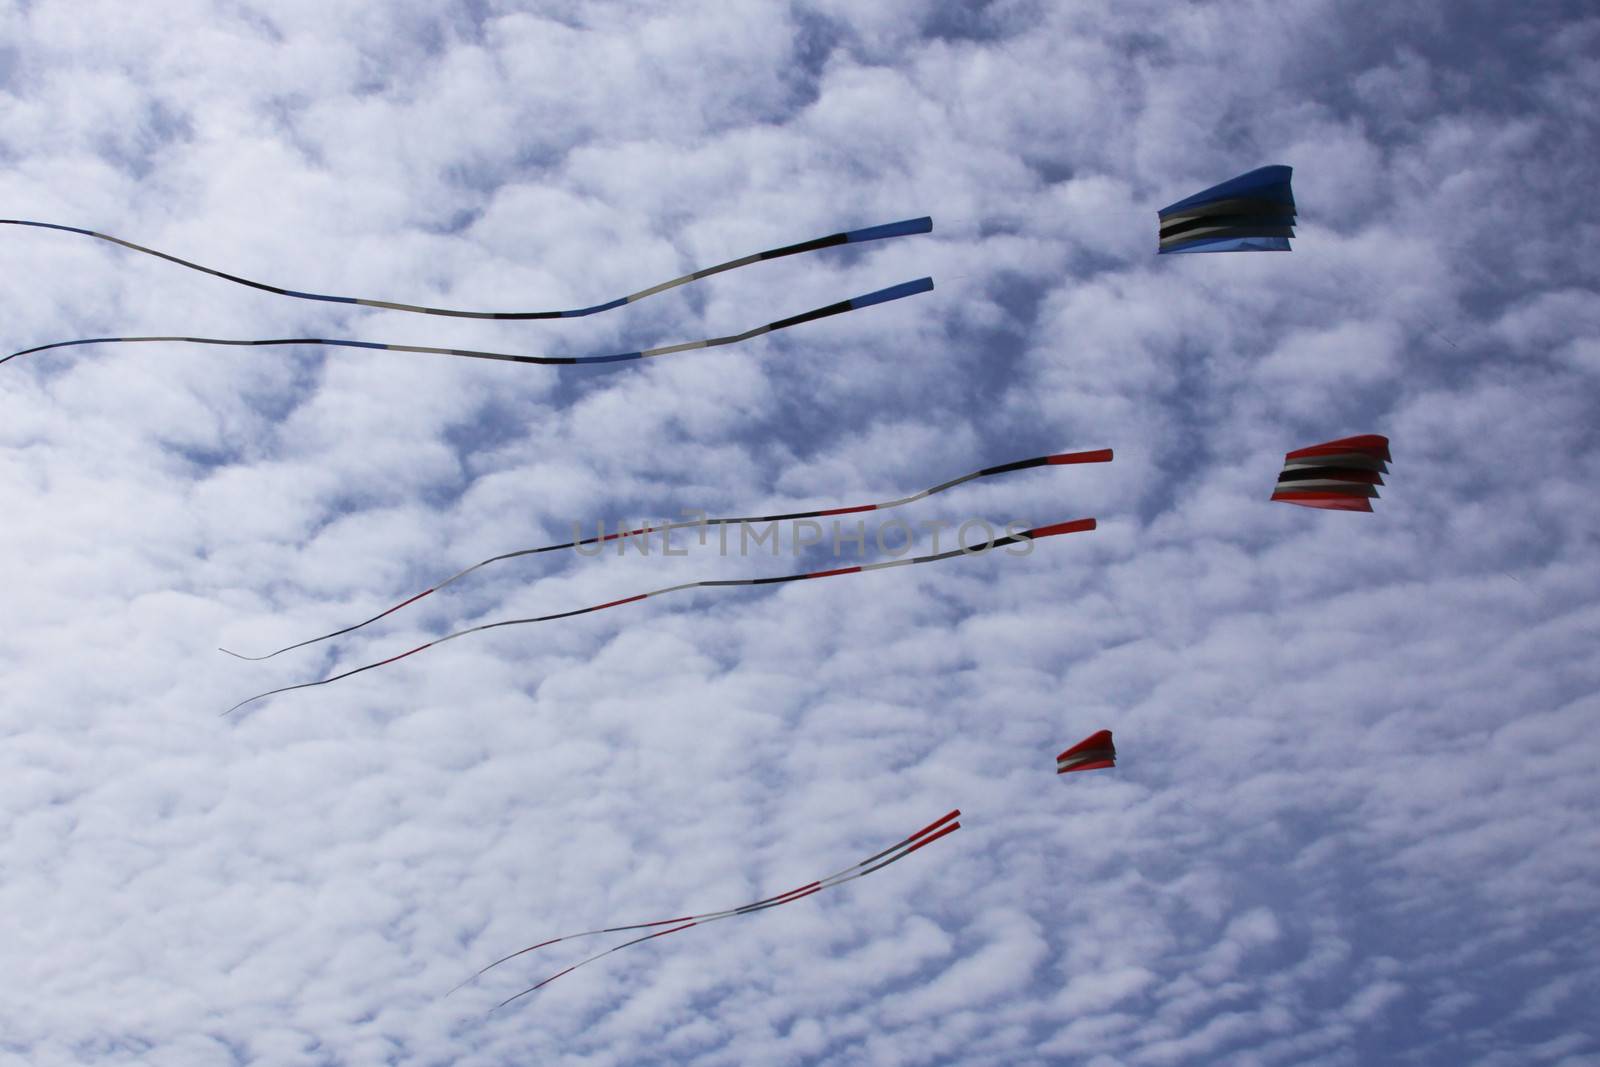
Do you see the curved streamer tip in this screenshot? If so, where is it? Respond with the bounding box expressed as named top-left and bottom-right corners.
top-left (220, 692), bottom-right (268, 717)
top-left (217, 645), bottom-right (273, 662)
top-left (903, 820), bottom-right (961, 855)
top-left (444, 973), bottom-right (482, 999)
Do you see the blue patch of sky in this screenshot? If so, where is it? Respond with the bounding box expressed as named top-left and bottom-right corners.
top-left (95, 98), bottom-right (194, 182)
top-left (783, 6), bottom-right (843, 114)
top-left (919, 0), bottom-right (1030, 45)
top-left (0, 43), bottom-right (20, 95)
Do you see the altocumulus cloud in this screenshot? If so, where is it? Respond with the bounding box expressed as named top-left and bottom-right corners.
top-left (1, 2), bottom-right (1597, 1066)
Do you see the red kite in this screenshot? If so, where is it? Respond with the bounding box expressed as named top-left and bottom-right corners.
top-left (1272, 434), bottom-right (1390, 512)
top-left (1058, 730), bottom-right (1116, 775)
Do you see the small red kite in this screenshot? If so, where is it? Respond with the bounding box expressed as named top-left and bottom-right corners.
top-left (1272, 434), bottom-right (1391, 512)
top-left (1058, 730), bottom-right (1116, 775)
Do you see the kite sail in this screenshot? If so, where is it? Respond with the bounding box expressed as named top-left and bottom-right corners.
top-left (225, 448), bottom-right (1114, 662)
top-left (0, 278), bottom-right (932, 369)
top-left (453, 809), bottom-right (961, 1011)
top-left (1272, 434), bottom-right (1390, 512)
top-left (1158, 165), bottom-right (1295, 254)
top-left (0, 215), bottom-right (932, 319)
top-left (1057, 729), bottom-right (1116, 774)
top-left (222, 518), bottom-right (1098, 715)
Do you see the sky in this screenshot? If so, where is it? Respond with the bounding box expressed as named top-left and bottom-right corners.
top-left (1, 1), bottom-right (1598, 1065)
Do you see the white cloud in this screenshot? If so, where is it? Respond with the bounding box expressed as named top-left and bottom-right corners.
top-left (1, 1), bottom-right (1597, 1065)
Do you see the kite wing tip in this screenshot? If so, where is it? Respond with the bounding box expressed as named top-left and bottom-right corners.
top-left (1056, 729), bottom-right (1114, 759)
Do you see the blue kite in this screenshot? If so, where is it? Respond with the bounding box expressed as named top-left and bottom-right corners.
top-left (1157, 165), bottom-right (1295, 254)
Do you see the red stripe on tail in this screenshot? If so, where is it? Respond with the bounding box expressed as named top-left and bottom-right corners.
top-left (641, 921), bottom-right (697, 942)
top-left (747, 881), bottom-right (823, 909)
top-left (594, 594), bottom-right (650, 610)
top-left (372, 640), bottom-right (437, 669)
top-left (906, 809), bottom-right (962, 844)
top-left (902, 821), bottom-right (961, 855)
top-left (778, 885), bottom-right (824, 906)
top-left (606, 917), bottom-right (694, 933)
top-left (1046, 448), bottom-right (1114, 465)
top-left (600, 525), bottom-right (656, 543)
top-left (520, 936), bottom-right (565, 953)
top-left (532, 964), bottom-right (577, 991)
top-left (1024, 518), bottom-right (1097, 539)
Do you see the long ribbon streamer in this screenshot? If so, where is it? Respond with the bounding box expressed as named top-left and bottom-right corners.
top-left (221, 518), bottom-right (1096, 716)
top-left (451, 809), bottom-right (961, 1010)
top-left (224, 449), bottom-right (1113, 661)
top-left (0, 216), bottom-right (932, 319)
top-left (1, 278), bottom-right (933, 368)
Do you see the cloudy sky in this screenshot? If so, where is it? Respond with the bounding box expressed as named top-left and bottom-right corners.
top-left (2, 1), bottom-right (1598, 1064)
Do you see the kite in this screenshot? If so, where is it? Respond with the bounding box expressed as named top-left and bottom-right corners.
top-left (452, 809), bottom-right (961, 1011)
top-left (0, 215), bottom-right (931, 319)
top-left (222, 517), bottom-right (1098, 715)
top-left (1272, 434), bottom-right (1390, 512)
top-left (1057, 729), bottom-right (1116, 775)
top-left (0, 278), bottom-right (932, 369)
top-left (1158, 165), bottom-right (1295, 254)
top-left (226, 448), bottom-right (1115, 662)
